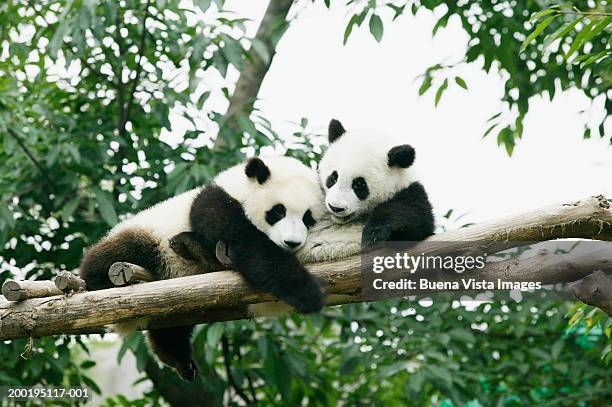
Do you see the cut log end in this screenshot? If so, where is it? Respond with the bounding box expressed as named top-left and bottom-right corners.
top-left (2, 279), bottom-right (62, 302)
top-left (54, 271), bottom-right (87, 293)
top-left (108, 262), bottom-right (156, 286)
top-left (2, 280), bottom-right (24, 301)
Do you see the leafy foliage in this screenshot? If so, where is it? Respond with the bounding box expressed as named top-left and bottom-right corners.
top-left (1, 0), bottom-right (611, 406)
top-left (339, 0), bottom-right (611, 155)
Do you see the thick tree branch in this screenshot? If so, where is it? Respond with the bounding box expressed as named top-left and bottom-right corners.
top-left (0, 196), bottom-right (610, 340)
top-left (213, 0), bottom-right (294, 150)
top-left (571, 271), bottom-right (612, 316)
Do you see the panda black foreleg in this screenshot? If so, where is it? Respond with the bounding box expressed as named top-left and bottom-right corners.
top-left (190, 184), bottom-right (325, 313)
top-left (229, 239), bottom-right (325, 314)
top-left (362, 181), bottom-right (435, 247)
top-left (147, 325), bottom-right (198, 382)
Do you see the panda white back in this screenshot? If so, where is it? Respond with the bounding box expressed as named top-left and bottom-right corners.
top-left (110, 188), bottom-right (201, 241)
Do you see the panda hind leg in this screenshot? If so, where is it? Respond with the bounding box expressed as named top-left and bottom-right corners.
top-left (169, 231), bottom-right (219, 265)
top-left (147, 325), bottom-right (199, 382)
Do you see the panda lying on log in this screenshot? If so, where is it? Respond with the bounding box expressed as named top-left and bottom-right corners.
top-left (80, 156), bottom-right (335, 381)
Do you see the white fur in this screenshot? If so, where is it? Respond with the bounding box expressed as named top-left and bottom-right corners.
top-left (318, 129), bottom-right (418, 223)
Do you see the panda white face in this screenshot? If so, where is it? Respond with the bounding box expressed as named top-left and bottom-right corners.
top-left (318, 120), bottom-right (417, 223)
top-left (219, 156), bottom-right (324, 252)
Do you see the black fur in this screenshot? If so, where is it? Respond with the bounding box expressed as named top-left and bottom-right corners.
top-left (362, 181), bottom-right (434, 246)
top-left (147, 326), bottom-right (198, 382)
top-left (325, 171), bottom-right (338, 188)
top-left (189, 183), bottom-right (325, 313)
top-left (79, 228), bottom-right (164, 290)
top-left (328, 119), bottom-right (346, 143)
top-left (302, 209), bottom-right (316, 228)
top-left (79, 230), bottom-right (202, 380)
top-left (351, 177), bottom-right (369, 200)
top-left (265, 204), bottom-right (286, 226)
top-left (169, 231), bottom-right (220, 265)
top-left (245, 157), bottom-right (270, 184)
top-left (387, 144), bottom-right (415, 168)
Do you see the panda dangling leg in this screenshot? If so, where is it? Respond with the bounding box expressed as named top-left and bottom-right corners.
top-left (147, 326), bottom-right (198, 382)
top-left (80, 229), bottom-right (200, 381)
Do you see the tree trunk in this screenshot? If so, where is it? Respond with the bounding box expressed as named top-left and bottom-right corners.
top-left (213, 0), bottom-right (294, 150)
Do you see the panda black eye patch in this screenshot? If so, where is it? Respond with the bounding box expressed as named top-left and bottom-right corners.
top-left (352, 177), bottom-right (369, 200)
top-left (326, 171), bottom-right (338, 188)
top-left (302, 209), bottom-right (316, 228)
top-left (265, 204), bottom-right (286, 225)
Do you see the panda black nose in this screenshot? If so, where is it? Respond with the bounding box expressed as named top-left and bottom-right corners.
top-left (284, 240), bottom-right (301, 249)
top-left (329, 204), bottom-right (346, 213)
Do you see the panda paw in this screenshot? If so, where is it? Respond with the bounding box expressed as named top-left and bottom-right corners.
top-left (169, 232), bottom-right (201, 262)
top-left (362, 222), bottom-right (393, 247)
top-left (290, 278), bottom-right (326, 314)
top-left (176, 359), bottom-right (199, 382)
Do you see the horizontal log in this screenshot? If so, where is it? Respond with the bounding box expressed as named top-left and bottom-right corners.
top-left (109, 262), bottom-right (156, 286)
top-left (1, 280), bottom-right (63, 302)
top-left (0, 195), bottom-right (610, 340)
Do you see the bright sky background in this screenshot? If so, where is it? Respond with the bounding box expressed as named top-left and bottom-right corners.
top-left (204, 0), bottom-right (611, 226)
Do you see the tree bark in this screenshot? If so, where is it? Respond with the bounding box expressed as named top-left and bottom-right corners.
top-left (571, 270), bottom-right (612, 316)
top-left (213, 0), bottom-right (294, 150)
top-left (1, 196), bottom-right (610, 340)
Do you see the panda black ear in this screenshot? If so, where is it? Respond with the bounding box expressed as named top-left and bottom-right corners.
top-left (245, 157), bottom-right (270, 184)
top-left (328, 119), bottom-right (346, 143)
top-left (388, 145), bottom-right (415, 168)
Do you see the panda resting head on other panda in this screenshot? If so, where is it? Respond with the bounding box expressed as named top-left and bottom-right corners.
top-left (80, 156), bottom-right (326, 381)
top-left (318, 119), bottom-right (435, 246)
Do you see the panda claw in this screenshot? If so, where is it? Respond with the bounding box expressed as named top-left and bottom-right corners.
top-left (176, 360), bottom-right (199, 382)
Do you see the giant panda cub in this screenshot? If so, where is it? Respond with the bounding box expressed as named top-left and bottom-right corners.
top-left (319, 119), bottom-right (435, 245)
top-left (80, 156), bottom-right (326, 381)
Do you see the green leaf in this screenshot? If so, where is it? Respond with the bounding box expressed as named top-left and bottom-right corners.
top-left (369, 14), bottom-right (384, 43)
top-left (497, 127), bottom-right (515, 156)
top-left (529, 8), bottom-right (557, 24)
top-left (434, 78), bottom-right (448, 107)
top-left (418, 76), bottom-right (433, 96)
top-left (454, 76), bottom-right (468, 90)
top-left (61, 197), bottom-right (80, 222)
top-left (343, 14), bottom-right (359, 45)
top-left (0, 203), bottom-right (15, 228)
top-left (197, 91), bottom-right (211, 109)
top-left (117, 333), bottom-right (142, 364)
top-left (206, 323), bottom-right (224, 349)
top-left (80, 360), bottom-right (96, 369)
top-left (93, 188), bottom-right (118, 226)
top-left (195, 0), bottom-right (212, 12)
top-left (487, 112), bottom-right (502, 122)
top-left (566, 19), bottom-right (597, 60)
top-left (542, 16), bottom-right (584, 49)
top-left (323, 0), bottom-right (331, 8)
top-left (520, 15), bottom-right (557, 52)
top-left (482, 122), bottom-right (499, 138)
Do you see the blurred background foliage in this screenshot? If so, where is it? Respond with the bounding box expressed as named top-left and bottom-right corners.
top-left (0, 0), bottom-right (610, 405)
